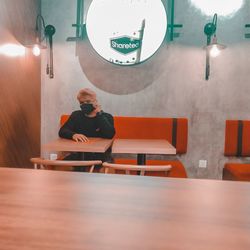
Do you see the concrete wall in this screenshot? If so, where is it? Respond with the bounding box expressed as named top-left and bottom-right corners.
top-left (41, 0), bottom-right (250, 179)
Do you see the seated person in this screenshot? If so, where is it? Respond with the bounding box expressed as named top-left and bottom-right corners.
top-left (59, 88), bottom-right (115, 171)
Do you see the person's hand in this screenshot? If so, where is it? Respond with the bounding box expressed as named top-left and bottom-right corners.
top-left (72, 134), bottom-right (89, 142)
top-left (90, 103), bottom-right (102, 117)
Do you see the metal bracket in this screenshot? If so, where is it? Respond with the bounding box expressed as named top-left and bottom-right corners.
top-left (66, 0), bottom-right (86, 41)
top-left (167, 0), bottom-right (183, 41)
top-left (245, 24), bottom-right (250, 39)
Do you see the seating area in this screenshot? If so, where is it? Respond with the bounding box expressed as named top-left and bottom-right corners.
top-left (48, 115), bottom-right (189, 178)
top-left (43, 115), bottom-right (250, 182)
top-left (223, 120), bottom-right (250, 181)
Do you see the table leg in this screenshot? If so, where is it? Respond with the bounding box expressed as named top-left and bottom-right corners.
top-left (137, 154), bottom-right (146, 165)
top-left (137, 154), bottom-right (146, 175)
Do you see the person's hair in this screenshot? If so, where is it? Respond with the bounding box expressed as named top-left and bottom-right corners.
top-left (77, 88), bottom-right (97, 103)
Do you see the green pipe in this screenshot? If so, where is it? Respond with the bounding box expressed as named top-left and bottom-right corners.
top-left (76, 0), bottom-right (83, 38)
top-left (170, 0), bottom-right (175, 41)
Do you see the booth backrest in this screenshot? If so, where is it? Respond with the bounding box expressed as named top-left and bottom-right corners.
top-left (114, 117), bottom-right (187, 154)
top-left (224, 120), bottom-right (250, 156)
top-left (60, 115), bottom-right (188, 154)
top-left (61, 115), bottom-right (70, 127)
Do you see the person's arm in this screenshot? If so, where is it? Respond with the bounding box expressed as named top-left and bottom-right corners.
top-left (58, 112), bottom-right (77, 139)
top-left (96, 112), bottom-right (115, 139)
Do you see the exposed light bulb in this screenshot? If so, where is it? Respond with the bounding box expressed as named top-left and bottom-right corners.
top-left (210, 45), bottom-right (221, 57)
top-left (32, 45), bottom-right (41, 56)
top-left (0, 44), bottom-right (25, 57)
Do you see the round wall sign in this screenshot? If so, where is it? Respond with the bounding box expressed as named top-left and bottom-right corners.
top-left (86, 0), bottom-right (167, 65)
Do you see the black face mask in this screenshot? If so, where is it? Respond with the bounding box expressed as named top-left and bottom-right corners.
top-left (80, 103), bottom-right (95, 115)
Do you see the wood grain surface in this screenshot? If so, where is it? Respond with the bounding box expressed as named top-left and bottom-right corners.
top-left (42, 138), bottom-right (114, 153)
top-left (0, 167), bottom-right (250, 250)
top-left (112, 139), bottom-right (176, 155)
top-left (0, 0), bottom-right (40, 168)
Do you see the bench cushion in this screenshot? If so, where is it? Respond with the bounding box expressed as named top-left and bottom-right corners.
top-left (224, 120), bottom-right (250, 156)
top-left (114, 117), bottom-right (188, 154)
top-left (61, 115), bottom-right (70, 127)
top-left (223, 163), bottom-right (250, 181)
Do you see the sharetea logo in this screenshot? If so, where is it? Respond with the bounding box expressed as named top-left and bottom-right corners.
top-left (110, 36), bottom-right (141, 55)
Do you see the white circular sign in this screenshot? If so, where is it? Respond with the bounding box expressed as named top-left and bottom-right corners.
top-left (86, 0), bottom-right (167, 65)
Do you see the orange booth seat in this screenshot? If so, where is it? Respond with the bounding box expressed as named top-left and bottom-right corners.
top-left (223, 120), bottom-right (250, 181)
top-left (113, 117), bottom-right (188, 178)
top-left (60, 115), bottom-right (188, 178)
top-left (223, 163), bottom-right (250, 181)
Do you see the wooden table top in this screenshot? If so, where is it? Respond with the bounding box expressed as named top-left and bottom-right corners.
top-left (42, 137), bottom-right (113, 153)
top-left (112, 138), bottom-right (176, 155)
top-left (1, 167), bottom-right (250, 250)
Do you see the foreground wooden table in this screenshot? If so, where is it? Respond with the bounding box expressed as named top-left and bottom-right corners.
top-left (0, 168), bottom-right (250, 250)
top-left (112, 138), bottom-right (176, 164)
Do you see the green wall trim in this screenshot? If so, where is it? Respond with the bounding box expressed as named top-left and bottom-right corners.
top-left (245, 24), bottom-right (250, 39)
top-left (66, 0), bottom-right (85, 41)
top-left (167, 0), bottom-right (183, 42)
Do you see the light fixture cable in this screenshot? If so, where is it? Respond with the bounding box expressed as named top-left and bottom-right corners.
top-left (203, 13), bottom-right (226, 80)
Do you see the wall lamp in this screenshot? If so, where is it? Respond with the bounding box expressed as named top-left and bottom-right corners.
top-left (26, 15), bottom-right (56, 78)
top-left (204, 13), bottom-right (226, 80)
